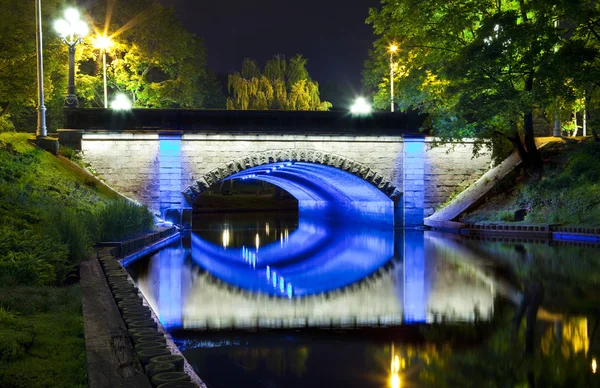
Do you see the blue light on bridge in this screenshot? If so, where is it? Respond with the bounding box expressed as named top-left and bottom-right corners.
top-left (225, 162), bottom-right (394, 226)
top-left (403, 138), bottom-right (426, 227)
top-left (158, 134), bottom-right (183, 221)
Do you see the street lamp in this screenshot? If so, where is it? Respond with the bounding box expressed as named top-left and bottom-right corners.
top-left (389, 44), bottom-right (398, 112)
top-left (93, 35), bottom-right (113, 108)
top-left (35, 0), bottom-right (46, 138)
top-left (110, 93), bottom-right (132, 110)
top-left (350, 97), bottom-right (372, 115)
top-left (54, 8), bottom-right (88, 108)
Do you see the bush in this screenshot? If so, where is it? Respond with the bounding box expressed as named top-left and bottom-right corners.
top-left (0, 116), bottom-right (15, 133)
top-left (0, 225), bottom-right (69, 286)
top-left (94, 200), bottom-right (155, 242)
top-left (50, 208), bottom-right (93, 268)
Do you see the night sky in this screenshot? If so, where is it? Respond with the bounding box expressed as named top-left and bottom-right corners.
top-left (157, 0), bottom-right (382, 108)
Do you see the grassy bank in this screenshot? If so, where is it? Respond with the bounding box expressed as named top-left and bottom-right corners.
top-left (0, 133), bottom-right (154, 387)
top-left (462, 139), bottom-right (600, 227)
top-left (0, 286), bottom-right (86, 388)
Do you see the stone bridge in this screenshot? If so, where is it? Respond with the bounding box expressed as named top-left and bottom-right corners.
top-left (60, 109), bottom-right (492, 226)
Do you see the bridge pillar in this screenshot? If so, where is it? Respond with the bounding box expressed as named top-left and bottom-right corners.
top-left (403, 136), bottom-right (425, 227)
top-left (158, 133), bottom-right (191, 227)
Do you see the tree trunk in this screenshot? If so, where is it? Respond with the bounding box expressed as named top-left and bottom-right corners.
top-left (523, 74), bottom-right (543, 175)
top-left (585, 88), bottom-right (600, 142)
top-left (509, 132), bottom-right (529, 164)
top-left (0, 102), bottom-right (10, 117)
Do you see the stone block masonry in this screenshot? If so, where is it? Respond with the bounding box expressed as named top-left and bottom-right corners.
top-left (80, 132), bottom-right (492, 227)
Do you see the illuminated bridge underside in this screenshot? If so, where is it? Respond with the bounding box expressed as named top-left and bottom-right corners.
top-left (223, 162), bottom-right (394, 225)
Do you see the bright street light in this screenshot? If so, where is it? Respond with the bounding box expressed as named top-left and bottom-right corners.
top-left (93, 35), bottom-right (113, 108)
top-left (350, 97), bottom-right (372, 115)
top-left (54, 7), bottom-right (88, 108)
top-left (111, 93), bottom-right (132, 110)
top-left (389, 43), bottom-right (398, 112)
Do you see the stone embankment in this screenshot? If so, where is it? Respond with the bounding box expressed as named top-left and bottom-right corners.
top-left (81, 227), bottom-right (205, 388)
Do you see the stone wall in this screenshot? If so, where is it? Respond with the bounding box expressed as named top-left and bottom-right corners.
top-left (423, 142), bottom-right (492, 216)
top-left (80, 132), bottom-right (492, 225)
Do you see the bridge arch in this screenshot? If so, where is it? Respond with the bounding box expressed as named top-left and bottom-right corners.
top-left (182, 148), bottom-right (402, 206)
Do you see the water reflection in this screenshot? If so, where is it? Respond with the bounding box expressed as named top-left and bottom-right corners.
top-left (127, 223), bottom-right (503, 331)
top-left (190, 215), bottom-right (394, 298)
top-left (125, 216), bottom-right (600, 387)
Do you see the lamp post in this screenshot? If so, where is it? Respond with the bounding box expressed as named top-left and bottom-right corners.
top-left (35, 0), bottom-right (46, 138)
top-left (389, 44), bottom-right (398, 112)
top-left (93, 35), bottom-right (113, 108)
top-left (54, 8), bottom-right (88, 108)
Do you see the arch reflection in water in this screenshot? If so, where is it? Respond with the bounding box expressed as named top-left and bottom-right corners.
top-left (128, 228), bottom-right (500, 330)
top-left (189, 215), bottom-right (394, 297)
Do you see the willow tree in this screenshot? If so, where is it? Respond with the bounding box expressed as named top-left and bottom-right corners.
top-left (226, 54), bottom-right (332, 111)
top-left (364, 0), bottom-right (598, 172)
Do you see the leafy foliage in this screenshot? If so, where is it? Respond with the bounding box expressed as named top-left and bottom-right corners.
top-left (227, 55), bottom-right (332, 111)
top-left (364, 0), bottom-right (600, 169)
top-left (0, 0), bottom-right (68, 125)
top-left (77, 0), bottom-right (223, 108)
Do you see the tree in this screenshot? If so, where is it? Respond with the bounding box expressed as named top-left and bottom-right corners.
top-left (78, 0), bottom-right (223, 108)
top-left (550, 3), bottom-right (600, 142)
top-left (364, 0), bottom-right (600, 172)
top-left (0, 0), bottom-right (68, 126)
top-left (226, 54), bottom-right (332, 111)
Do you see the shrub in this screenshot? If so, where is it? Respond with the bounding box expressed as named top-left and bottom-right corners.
top-left (0, 308), bottom-right (15, 323)
top-left (50, 208), bottom-right (93, 268)
top-left (0, 225), bottom-right (69, 286)
top-left (0, 116), bottom-right (15, 133)
top-left (94, 200), bottom-right (154, 242)
top-left (58, 146), bottom-right (80, 161)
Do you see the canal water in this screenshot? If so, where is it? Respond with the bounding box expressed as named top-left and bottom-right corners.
top-left (126, 212), bottom-right (600, 388)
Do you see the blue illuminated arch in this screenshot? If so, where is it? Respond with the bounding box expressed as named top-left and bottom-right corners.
top-left (182, 150), bottom-right (401, 226)
top-left (182, 149), bottom-right (402, 205)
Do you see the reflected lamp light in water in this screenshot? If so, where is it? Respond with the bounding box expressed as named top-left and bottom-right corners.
top-left (390, 373), bottom-right (401, 388)
top-left (390, 354), bottom-right (401, 388)
top-left (222, 229), bottom-right (230, 249)
top-left (390, 344), bottom-right (404, 388)
top-left (592, 357), bottom-right (597, 374)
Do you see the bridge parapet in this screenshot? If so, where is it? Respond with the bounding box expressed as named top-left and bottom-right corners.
top-left (62, 108), bottom-right (426, 135)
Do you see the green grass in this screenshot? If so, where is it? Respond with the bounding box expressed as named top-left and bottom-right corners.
top-left (0, 133), bottom-right (155, 285)
top-left (0, 133), bottom-right (157, 387)
top-left (0, 286), bottom-right (86, 388)
top-left (462, 140), bottom-right (600, 226)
